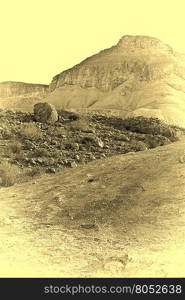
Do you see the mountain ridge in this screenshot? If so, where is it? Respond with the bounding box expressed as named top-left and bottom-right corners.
top-left (49, 35), bottom-right (180, 92)
top-left (1, 35), bottom-right (185, 126)
top-left (45, 35), bottom-right (185, 127)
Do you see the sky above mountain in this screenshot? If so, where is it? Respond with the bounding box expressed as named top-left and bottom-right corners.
top-left (0, 0), bottom-right (185, 84)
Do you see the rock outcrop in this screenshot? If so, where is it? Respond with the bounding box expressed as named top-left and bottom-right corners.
top-left (33, 102), bottom-right (58, 123)
top-left (49, 35), bottom-right (177, 93)
top-left (46, 35), bottom-right (185, 127)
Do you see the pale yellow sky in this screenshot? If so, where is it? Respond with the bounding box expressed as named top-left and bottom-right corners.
top-left (0, 0), bottom-right (185, 84)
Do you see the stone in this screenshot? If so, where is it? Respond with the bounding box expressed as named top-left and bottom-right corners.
top-left (34, 102), bottom-right (58, 123)
top-left (46, 167), bottom-right (56, 173)
top-left (74, 154), bottom-right (80, 161)
top-left (36, 158), bottom-right (43, 164)
top-left (70, 143), bottom-right (80, 151)
top-left (30, 159), bottom-right (36, 165)
top-left (79, 145), bottom-right (86, 151)
top-left (81, 136), bottom-right (104, 148)
top-left (66, 161), bottom-right (77, 168)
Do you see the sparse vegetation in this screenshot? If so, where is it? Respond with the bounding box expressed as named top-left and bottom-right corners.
top-left (8, 141), bottom-right (22, 154)
top-left (69, 118), bottom-right (90, 131)
top-left (19, 122), bottom-right (43, 140)
top-left (26, 167), bottom-right (42, 177)
top-left (122, 116), bottom-right (178, 140)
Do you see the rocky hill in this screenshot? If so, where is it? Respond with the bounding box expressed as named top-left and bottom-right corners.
top-left (46, 35), bottom-right (185, 127)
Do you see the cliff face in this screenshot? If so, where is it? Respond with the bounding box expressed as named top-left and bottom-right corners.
top-left (46, 35), bottom-right (185, 127)
top-left (0, 81), bottom-right (49, 98)
top-left (49, 35), bottom-right (185, 92)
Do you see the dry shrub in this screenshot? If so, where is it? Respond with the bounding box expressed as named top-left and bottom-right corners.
top-left (27, 167), bottom-right (42, 177)
top-left (8, 141), bottom-right (22, 153)
top-left (0, 162), bottom-right (21, 187)
top-left (19, 122), bottom-right (43, 140)
top-left (1, 129), bottom-right (12, 140)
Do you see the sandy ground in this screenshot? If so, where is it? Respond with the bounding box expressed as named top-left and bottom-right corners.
top-left (0, 139), bottom-right (185, 277)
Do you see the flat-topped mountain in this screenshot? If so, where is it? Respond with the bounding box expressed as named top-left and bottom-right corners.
top-left (0, 81), bottom-right (48, 98)
top-left (0, 81), bottom-right (49, 111)
top-left (46, 35), bottom-right (185, 127)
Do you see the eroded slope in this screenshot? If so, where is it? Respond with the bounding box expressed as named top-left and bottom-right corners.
top-left (0, 140), bottom-right (185, 277)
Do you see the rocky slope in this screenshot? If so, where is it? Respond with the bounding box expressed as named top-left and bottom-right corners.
top-left (0, 109), bottom-right (181, 184)
top-left (46, 35), bottom-right (185, 127)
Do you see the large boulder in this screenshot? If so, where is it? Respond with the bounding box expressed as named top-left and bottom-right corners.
top-left (34, 102), bottom-right (58, 123)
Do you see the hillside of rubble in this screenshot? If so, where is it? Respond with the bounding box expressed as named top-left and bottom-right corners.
top-left (0, 107), bottom-right (182, 187)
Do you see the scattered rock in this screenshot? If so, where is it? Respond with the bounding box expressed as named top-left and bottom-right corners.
top-left (0, 109), bottom-right (182, 181)
top-left (46, 167), bottom-right (56, 174)
top-left (81, 136), bottom-right (104, 148)
top-left (70, 143), bottom-right (80, 151)
top-left (67, 161), bottom-right (77, 168)
top-left (74, 154), bottom-right (80, 161)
